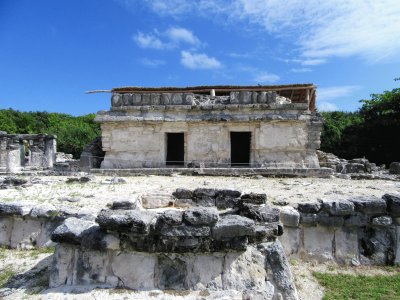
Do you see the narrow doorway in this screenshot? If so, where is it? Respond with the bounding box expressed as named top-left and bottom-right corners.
top-left (166, 133), bottom-right (184, 166)
top-left (230, 132), bottom-right (251, 167)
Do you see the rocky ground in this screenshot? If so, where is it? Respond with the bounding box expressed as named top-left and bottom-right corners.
top-left (0, 173), bottom-right (400, 299)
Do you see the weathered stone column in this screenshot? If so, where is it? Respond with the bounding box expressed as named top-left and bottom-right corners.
top-left (6, 141), bottom-right (21, 173)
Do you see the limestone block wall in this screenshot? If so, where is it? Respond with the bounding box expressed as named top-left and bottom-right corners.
top-left (0, 204), bottom-right (63, 249)
top-left (279, 193), bottom-right (400, 265)
top-left (100, 119), bottom-right (320, 169)
top-left (48, 188), bottom-right (298, 299)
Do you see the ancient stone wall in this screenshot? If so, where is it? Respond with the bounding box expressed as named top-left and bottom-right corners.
top-left (110, 91), bottom-right (292, 107)
top-left (279, 193), bottom-right (400, 265)
top-left (48, 189), bottom-right (298, 299)
top-left (97, 104), bottom-right (321, 169)
top-left (0, 133), bottom-right (56, 172)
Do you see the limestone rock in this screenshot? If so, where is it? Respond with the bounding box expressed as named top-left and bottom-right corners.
top-left (349, 196), bottom-right (387, 214)
top-left (0, 202), bottom-right (31, 216)
top-left (217, 189), bottom-right (241, 198)
top-left (1, 177), bottom-right (28, 186)
top-left (215, 195), bottom-right (240, 209)
top-left (156, 210), bottom-right (183, 228)
top-left (261, 240), bottom-right (299, 300)
top-left (183, 207), bottom-right (218, 226)
top-left (80, 226), bottom-right (120, 250)
top-left (382, 193), bottom-right (400, 216)
top-left (141, 193), bottom-right (175, 209)
top-left (300, 213), bottom-right (318, 226)
top-left (51, 217), bottom-right (97, 245)
top-left (320, 199), bottom-right (354, 216)
top-left (111, 199), bottom-right (137, 210)
top-left (212, 215), bottom-right (255, 240)
top-left (240, 203), bottom-right (279, 222)
top-left (372, 216), bottom-right (392, 226)
top-left (172, 188), bottom-right (193, 199)
top-left (30, 203), bottom-right (59, 219)
top-left (343, 213), bottom-right (369, 227)
top-left (157, 256), bottom-right (187, 289)
top-left (193, 188), bottom-right (217, 206)
top-left (318, 213), bottom-right (344, 227)
top-left (96, 209), bottom-right (155, 234)
top-left (389, 162), bottom-right (400, 174)
top-left (160, 225), bottom-right (210, 237)
top-left (241, 193), bottom-right (267, 205)
top-left (280, 207), bottom-right (300, 227)
top-left (297, 202), bottom-right (321, 213)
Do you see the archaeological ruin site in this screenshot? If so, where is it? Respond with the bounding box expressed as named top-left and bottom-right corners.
top-left (0, 84), bottom-right (399, 300)
top-left (95, 84), bottom-right (322, 172)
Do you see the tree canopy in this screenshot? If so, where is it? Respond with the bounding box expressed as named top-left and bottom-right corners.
top-left (320, 87), bottom-right (400, 166)
top-left (0, 109), bottom-right (100, 158)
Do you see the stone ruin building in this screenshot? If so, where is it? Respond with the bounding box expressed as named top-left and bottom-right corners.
top-left (0, 131), bottom-right (56, 172)
top-left (94, 84), bottom-right (322, 170)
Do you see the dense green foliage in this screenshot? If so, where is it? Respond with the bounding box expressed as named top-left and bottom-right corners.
top-left (320, 88), bottom-right (400, 166)
top-left (0, 109), bottom-right (100, 158)
top-left (314, 272), bottom-right (400, 300)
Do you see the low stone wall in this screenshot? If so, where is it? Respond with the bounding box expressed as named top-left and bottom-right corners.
top-left (279, 193), bottom-right (400, 265)
top-left (48, 189), bottom-right (298, 299)
top-left (0, 203), bottom-right (92, 249)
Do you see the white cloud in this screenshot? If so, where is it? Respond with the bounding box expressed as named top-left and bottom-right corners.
top-left (290, 68), bottom-right (312, 73)
top-left (300, 59), bottom-right (326, 66)
top-left (317, 85), bottom-right (360, 102)
top-left (124, 0), bottom-right (400, 63)
top-left (166, 27), bottom-right (200, 46)
top-left (133, 32), bottom-right (167, 49)
top-left (253, 72), bottom-right (280, 83)
top-left (133, 26), bottom-right (201, 50)
top-left (180, 51), bottom-right (222, 69)
top-left (318, 102), bottom-right (339, 112)
top-left (148, 0), bottom-right (193, 17)
top-left (140, 58), bottom-right (166, 67)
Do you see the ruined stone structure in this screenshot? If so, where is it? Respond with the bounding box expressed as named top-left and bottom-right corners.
top-left (0, 132), bottom-right (56, 172)
top-left (95, 84), bottom-right (322, 169)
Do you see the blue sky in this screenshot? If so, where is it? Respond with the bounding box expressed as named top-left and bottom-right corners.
top-left (1, 0), bottom-right (399, 116)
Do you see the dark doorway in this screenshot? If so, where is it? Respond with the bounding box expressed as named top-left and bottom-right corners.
top-left (166, 133), bottom-right (184, 166)
top-left (230, 132), bottom-right (251, 167)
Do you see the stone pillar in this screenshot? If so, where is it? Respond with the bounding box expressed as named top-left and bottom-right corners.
top-left (45, 137), bottom-right (57, 168)
top-left (6, 141), bottom-right (21, 173)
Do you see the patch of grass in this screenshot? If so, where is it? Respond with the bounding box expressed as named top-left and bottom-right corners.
top-left (0, 266), bottom-right (16, 287)
top-left (0, 246), bottom-right (8, 260)
top-left (164, 290), bottom-right (190, 296)
top-left (314, 272), bottom-right (400, 300)
top-left (16, 247), bottom-right (55, 260)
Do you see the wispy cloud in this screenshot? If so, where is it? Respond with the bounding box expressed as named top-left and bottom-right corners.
top-left (318, 102), bottom-right (339, 112)
top-left (166, 27), bottom-right (200, 46)
top-left (290, 68), bottom-right (312, 73)
top-left (253, 72), bottom-right (280, 84)
top-left (300, 59), bottom-right (326, 66)
top-left (123, 0), bottom-right (400, 63)
top-left (180, 51), bottom-right (222, 69)
top-left (133, 26), bottom-right (201, 50)
top-left (139, 58), bottom-right (166, 67)
top-left (133, 31), bottom-right (167, 49)
top-left (318, 85), bottom-right (360, 102)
